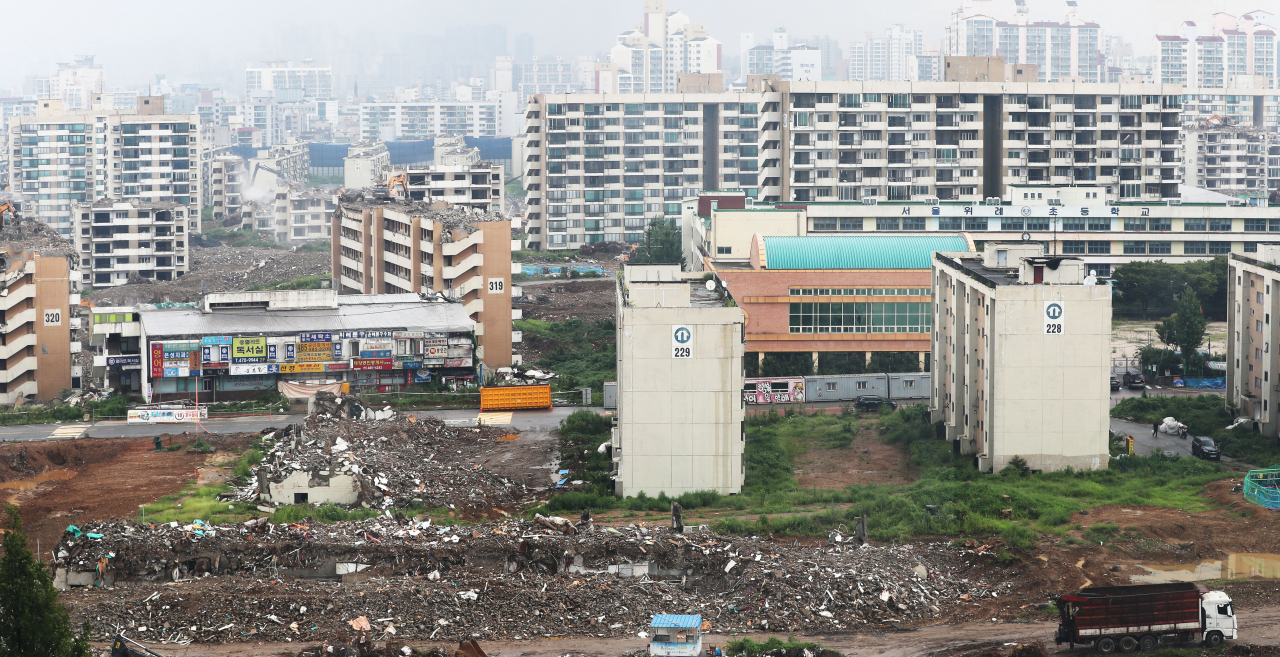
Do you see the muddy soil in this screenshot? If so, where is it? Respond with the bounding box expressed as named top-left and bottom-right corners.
top-left (2, 434), bottom-right (251, 556)
top-left (516, 279), bottom-right (616, 324)
top-left (794, 424), bottom-right (917, 488)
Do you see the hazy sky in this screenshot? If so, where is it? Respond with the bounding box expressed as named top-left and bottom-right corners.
top-left (1, 0), bottom-right (1272, 92)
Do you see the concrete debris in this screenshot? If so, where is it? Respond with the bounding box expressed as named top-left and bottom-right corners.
top-left (336, 196), bottom-right (507, 243)
top-left (84, 245), bottom-right (331, 306)
top-left (245, 393), bottom-right (532, 515)
top-left (58, 517), bottom-right (1006, 644)
top-left (0, 217), bottom-right (78, 260)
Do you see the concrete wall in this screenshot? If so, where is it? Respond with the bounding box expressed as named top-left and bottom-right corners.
top-left (264, 470), bottom-right (359, 505)
top-left (617, 276), bottom-right (745, 497)
top-left (33, 255), bottom-right (72, 400)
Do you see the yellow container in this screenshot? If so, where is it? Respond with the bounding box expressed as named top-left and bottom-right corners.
top-left (480, 385), bottom-right (552, 411)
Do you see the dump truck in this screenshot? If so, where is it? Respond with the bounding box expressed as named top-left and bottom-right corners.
top-left (1053, 582), bottom-right (1237, 652)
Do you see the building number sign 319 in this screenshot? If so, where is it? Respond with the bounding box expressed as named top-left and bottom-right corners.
top-left (1044, 301), bottom-right (1064, 335)
top-left (487, 278), bottom-right (505, 293)
top-left (672, 325), bottom-right (692, 358)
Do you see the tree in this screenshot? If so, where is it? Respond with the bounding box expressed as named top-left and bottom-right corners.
top-left (1180, 256), bottom-right (1228, 321)
top-left (0, 505), bottom-right (92, 657)
top-left (869, 351), bottom-right (922, 373)
top-left (629, 219), bottom-right (686, 268)
top-left (1110, 260), bottom-right (1178, 318)
top-left (1155, 287), bottom-right (1209, 371)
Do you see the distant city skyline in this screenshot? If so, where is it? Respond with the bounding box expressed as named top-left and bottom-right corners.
top-left (1, 0), bottom-right (1276, 93)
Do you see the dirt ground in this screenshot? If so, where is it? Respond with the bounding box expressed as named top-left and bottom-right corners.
top-left (793, 423), bottom-right (916, 488)
top-left (516, 279), bottom-right (616, 323)
top-left (0, 433), bottom-right (251, 557)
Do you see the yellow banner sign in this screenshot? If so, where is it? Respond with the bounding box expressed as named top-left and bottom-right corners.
top-left (296, 342), bottom-right (333, 362)
top-left (278, 363), bottom-right (326, 374)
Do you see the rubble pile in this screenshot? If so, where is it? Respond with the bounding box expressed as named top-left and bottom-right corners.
top-left (58, 517), bottom-right (1006, 644)
top-left (0, 217), bottom-right (78, 259)
top-left (336, 195), bottom-right (507, 244)
top-left (245, 394), bottom-right (532, 515)
top-left (84, 246), bottom-right (331, 306)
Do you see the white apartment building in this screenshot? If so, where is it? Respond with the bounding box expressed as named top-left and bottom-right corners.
top-left (606, 0), bottom-right (722, 95)
top-left (1183, 127), bottom-right (1278, 201)
top-left (245, 60), bottom-right (334, 101)
top-left (344, 141), bottom-right (391, 189)
top-left (1155, 14), bottom-right (1277, 89)
top-left (947, 0), bottom-right (1101, 82)
top-left (281, 188), bottom-right (337, 242)
top-left (358, 94), bottom-right (522, 140)
top-left (746, 31), bottom-right (823, 82)
top-left (31, 57), bottom-right (104, 112)
top-left (1227, 245), bottom-right (1280, 436)
top-left (75, 199), bottom-right (192, 287)
top-left (932, 244), bottom-right (1111, 473)
top-left (398, 163), bottom-right (504, 212)
top-left (206, 155), bottom-right (244, 220)
top-left (522, 81), bottom-right (1188, 250)
top-left (7, 97), bottom-right (200, 236)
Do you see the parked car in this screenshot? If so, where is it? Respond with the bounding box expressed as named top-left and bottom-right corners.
top-left (854, 395), bottom-right (898, 412)
top-left (1123, 371), bottom-right (1147, 389)
top-left (1110, 374), bottom-right (1121, 391)
top-left (1191, 436), bottom-right (1221, 460)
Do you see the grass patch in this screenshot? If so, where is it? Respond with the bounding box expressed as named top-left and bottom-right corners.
top-left (200, 226), bottom-right (282, 249)
top-left (140, 484), bottom-right (257, 525)
top-left (299, 239), bottom-right (331, 253)
top-left (248, 275), bottom-right (330, 291)
top-left (514, 318), bottom-right (616, 392)
top-left (0, 394), bottom-right (134, 424)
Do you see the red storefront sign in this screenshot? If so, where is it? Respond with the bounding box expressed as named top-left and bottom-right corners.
top-left (351, 358), bottom-right (393, 371)
top-left (150, 343), bottom-right (164, 377)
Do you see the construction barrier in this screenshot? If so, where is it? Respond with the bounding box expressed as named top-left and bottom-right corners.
top-left (1244, 465), bottom-right (1280, 511)
top-left (480, 385), bottom-right (552, 411)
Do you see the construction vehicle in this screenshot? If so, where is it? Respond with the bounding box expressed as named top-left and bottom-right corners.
top-left (1203, 115), bottom-right (1237, 128)
top-left (1053, 582), bottom-right (1237, 652)
top-left (111, 635), bottom-right (167, 657)
top-left (386, 173), bottom-right (409, 198)
top-left (0, 201), bottom-right (17, 227)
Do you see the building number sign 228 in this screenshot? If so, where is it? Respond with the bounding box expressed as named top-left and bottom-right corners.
top-left (672, 325), bottom-right (692, 358)
top-left (1044, 302), bottom-right (1064, 335)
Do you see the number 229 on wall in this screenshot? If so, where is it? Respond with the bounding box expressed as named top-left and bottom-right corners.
top-left (672, 325), bottom-right (692, 358)
top-left (1044, 301), bottom-right (1064, 335)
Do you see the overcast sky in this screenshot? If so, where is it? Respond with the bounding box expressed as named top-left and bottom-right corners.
top-left (1, 0), bottom-right (1272, 93)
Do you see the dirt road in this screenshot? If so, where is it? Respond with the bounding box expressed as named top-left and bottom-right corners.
top-left (102, 606), bottom-right (1280, 657)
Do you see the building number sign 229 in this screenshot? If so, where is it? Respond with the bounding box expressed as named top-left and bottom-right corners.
top-left (672, 325), bottom-right (692, 358)
top-left (1044, 301), bottom-right (1064, 335)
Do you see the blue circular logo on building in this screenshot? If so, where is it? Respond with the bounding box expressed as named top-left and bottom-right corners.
top-left (673, 327), bottom-right (691, 344)
top-left (1046, 303), bottom-right (1063, 320)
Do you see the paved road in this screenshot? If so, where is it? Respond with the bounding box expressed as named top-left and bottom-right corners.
top-left (0, 406), bottom-right (600, 444)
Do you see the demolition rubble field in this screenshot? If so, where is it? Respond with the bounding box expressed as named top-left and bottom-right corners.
top-left (84, 245), bottom-right (331, 306)
top-left (58, 516), bottom-right (1014, 646)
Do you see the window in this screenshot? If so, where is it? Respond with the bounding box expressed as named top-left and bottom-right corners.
top-left (716, 246), bottom-right (732, 255)
top-left (1062, 241), bottom-right (1085, 254)
top-left (1184, 241), bottom-right (1207, 255)
top-left (1209, 242), bottom-right (1231, 254)
top-left (789, 301), bottom-right (933, 334)
top-left (825, 382), bottom-right (837, 391)
top-left (856, 381), bottom-right (868, 390)
top-left (1124, 241), bottom-right (1146, 255)
top-left (1149, 241), bottom-right (1172, 255)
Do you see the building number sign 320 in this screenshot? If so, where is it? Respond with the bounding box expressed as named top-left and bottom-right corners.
top-left (672, 325), bottom-right (692, 358)
top-left (1044, 301), bottom-right (1064, 335)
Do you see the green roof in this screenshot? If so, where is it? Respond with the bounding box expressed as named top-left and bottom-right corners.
top-left (762, 235), bottom-right (969, 270)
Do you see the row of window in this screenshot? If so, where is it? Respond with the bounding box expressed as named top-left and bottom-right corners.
top-left (790, 288), bottom-right (930, 297)
top-left (811, 218), bottom-right (1242, 232)
top-left (789, 302), bottom-right (933, 334)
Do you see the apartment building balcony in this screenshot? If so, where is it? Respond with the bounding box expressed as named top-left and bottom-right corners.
top-left (0, 354), bottom-right (36, 385)
top-left (0, 380), bottom-right (37, 405)
top-left (0, 331), bottom-right (36, 362)
top-left (1050, 176), bottom-right (1074, 185)
top-left (442, 252), bottom-right (484, 280)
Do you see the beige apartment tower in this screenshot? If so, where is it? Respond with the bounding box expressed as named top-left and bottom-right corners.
top-left (1, 248), bottom-right (76, 403)
top-left (931, 245), bottom-right (1111, 472)
top-left (613, 265), bottom-right (745, 497)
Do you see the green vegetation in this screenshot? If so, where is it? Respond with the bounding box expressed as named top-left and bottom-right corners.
top-left (504, 179), bottom-right (527, 199)
top-left (207, 389), bottom-right (290, 415)
top-left (512, 249), bottom-right (581, 263)
top-left (1111, 257), bottom-right (1227, 320)
top-left (745, 351), bottom-right (921, 377)
top-left (270, 504), bottom-right (383, 525)
top-left (1156, 288), bottom-right (1209, 365)
top-left (627, 218), bottom-right (684, 267)
top-left (299, 239), bottom-right (331, 253)
top-left (1112, 395), bottom-right (1280, 467)
top-left (726, 638), bottom-right (840, 657)
top-left (200, 226), bottom-right (281, 249)
top-left (307, 174), bottom-right (344, 187)
top-left (140, 484), bottom-right (258, 525)
top-left (201, 206), bottom-right (214, 222)
top-left (514, 318), bottom-right (616, 392)
top-left (248, 275), bottom-right (330, 292)
top-left (0, 394), bottom-right (133, 425)
top-left (0, 506), bottom-right (93, 657)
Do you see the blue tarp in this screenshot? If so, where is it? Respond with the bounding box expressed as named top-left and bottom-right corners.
top-left (386, 141), bottom-right (433, 165)
top-left (1173, 377), bottom-right (1226, 389)
top-left (309, 143), bottom-right (351, 169)
top-left (464, 137), bottom-right (512, 161)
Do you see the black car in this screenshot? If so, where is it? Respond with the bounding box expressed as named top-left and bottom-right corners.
top-left (1123, 371), bottom-right (1146, 389)
top-left (854, 395), bottom-right (898, 412)
top-left (1191, 436), bottom-right (1221, 460)
top-left (1110, 374), bottom-right (1121, 391)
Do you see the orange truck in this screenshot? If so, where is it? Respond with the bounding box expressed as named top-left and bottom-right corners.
top-left (479, 384), bottom-right (552, 411)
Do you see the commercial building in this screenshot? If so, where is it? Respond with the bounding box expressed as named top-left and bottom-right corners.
top-left (6, 96), bottom-right (201, 235)
top-left (1226, 245), bottom-right (1280, 436)
top-left (138, 290), bottom-right (474, 402)
top-left (0, 246), bottom-right (78, 404)
top-left (522, 81), bottom-right (1189, 250)
top-left (612, 264), bottom-right (744, 497)
top-left (931, 244), bottom-right (1111, 472)
top-left (75, 199), bottom-right (192, 287)
top-left (88, 306), bottom-right (143, 392)
top-left (332, 199), bottom-right (518, 368)
top-left (245, 60), bottom-right (334, 101)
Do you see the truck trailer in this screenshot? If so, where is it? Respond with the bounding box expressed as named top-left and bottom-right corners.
top-left (1053, 582), bottom-right (1236, 652)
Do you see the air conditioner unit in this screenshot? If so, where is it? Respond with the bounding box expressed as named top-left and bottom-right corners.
top-left (1047, 198), bottom-right (1063, 206)
top-left (861, 198), bottom-right (878, 205)
top-left (984, 197), bottom-right (1002, 205)
top-left (1167, 199), bottom-right (1182, 206)
top-left (925, 196), bottom-right (941, 205)
top-left (1227, 198), bottom-right (1246, 206)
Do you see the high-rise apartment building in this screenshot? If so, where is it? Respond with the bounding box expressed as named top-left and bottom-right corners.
top-left (1155, 13), bottom-right (1277, 89)
top-left (0, 246), bottom-right (77, 403)
top-left (31, 57), bottom-right (104, 112)
top-left (606, 0), bottom-right (722, 94)
top-left (245, 60), bottom-right (334, 101)
top-left (7, 97), bottom-right (201, 235)
top-left (358, 94), bottom-right (523, 140)
top-left (74, 199), bottom-right (192, 287)
top-left (948, 0), bottom-right (1101, 82)
top-left (745, 31), bottom-right (822, 82)
top-left (521, 81), bottom-right (1187, 250)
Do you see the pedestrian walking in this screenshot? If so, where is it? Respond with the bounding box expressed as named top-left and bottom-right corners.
top-left (1152, 421), bottom-right (1159, 437)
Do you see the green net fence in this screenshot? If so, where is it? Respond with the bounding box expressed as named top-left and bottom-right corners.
top-left (1244, 465), bottom-right (1280, 511)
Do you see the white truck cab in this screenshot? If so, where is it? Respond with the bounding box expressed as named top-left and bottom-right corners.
top-left (1201, 590), bottom-right (1238, 644)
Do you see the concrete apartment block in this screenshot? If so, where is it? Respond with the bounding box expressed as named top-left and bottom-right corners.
top-left (0, 247), bottom-right (76, 403)
top-left (932, 245), bottom-right (1111, 473)
top-left (1227, 246), bottom-right (1280, 436)
top-left (614, 265), bottom-right (745, 497)
top-left (75, 199), bottom-right (191, 287)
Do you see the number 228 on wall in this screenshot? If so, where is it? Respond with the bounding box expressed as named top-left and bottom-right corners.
top-left (1044, 301), bottom-right (1065, 335)
top-left (672, 325), bottom-right (692, 358)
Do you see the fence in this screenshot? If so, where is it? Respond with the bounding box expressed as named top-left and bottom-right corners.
top-left (1244, 466), bottom-right (1280, 511)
